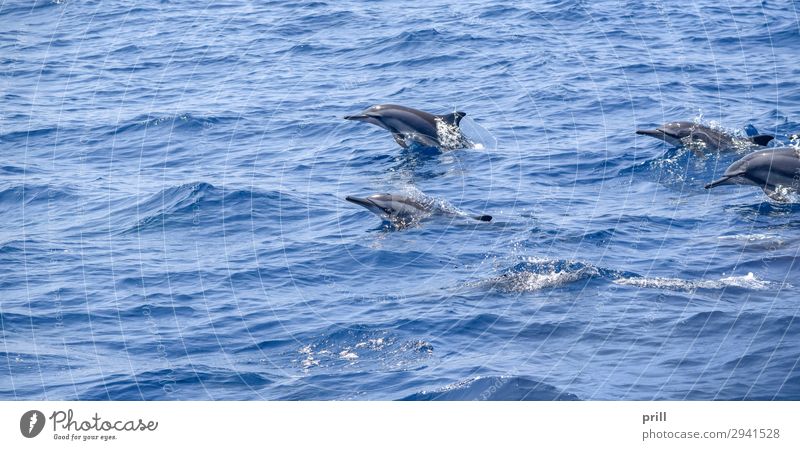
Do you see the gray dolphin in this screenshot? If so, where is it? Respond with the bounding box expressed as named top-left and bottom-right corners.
top-left (636, 121), bottom-right (774, 152)
top-left (705, 147), bottom-right (800, 201)
top-left (344, 104), bottom-right (470, 150)
top-left (345, 193), bottom-right (491, 227)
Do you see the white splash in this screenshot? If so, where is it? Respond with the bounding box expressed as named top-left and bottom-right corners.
top-left (614, 272), bottom-right (775, 291)
top-left (339, 350), bottom-right (358, 360)
top-left (484, 258), bottom-right (600, 292)
top-left (298, 345), bottom-right (319, 369)
top-left (765, 185), bottom-right (800, 203)
top-left (434, 118), bottom-right (472, 151)
top-left (355, 338), bottom-right (386, 350)
top-left (718, 233), bottom-right (779, 242)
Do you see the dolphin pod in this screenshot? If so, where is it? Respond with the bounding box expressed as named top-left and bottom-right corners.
top-left (345, 104), bottom-right (471, 150)
top-left (637, 120), bottom-right (800, 201)
top-left (346, 193), bottom-right (492, 228)
top-left (344, 104), bottom-right (490, 228)
top-left (705, 147), bottom-right (800, 202)
top-left (636, 121), bottom-right (774, 152)
top-left (343, 105), bottom-right (796, 231)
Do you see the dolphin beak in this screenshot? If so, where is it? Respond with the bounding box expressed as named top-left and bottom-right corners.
top-left (705, 175), bottom-right (735, 189)
top-left (636, 129), bottom-right (663, 138)
top-left (345, 196), bottom-right (373, 208)
top-left (344, 114), bottom-right (368, 121)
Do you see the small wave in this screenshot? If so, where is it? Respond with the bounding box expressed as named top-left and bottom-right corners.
top-left (477, 5), bottom-right (529, 19)
top-left (0, 184), bottom-right (77, 211)
top-left (0, 240), bottom-right (28, 254)
top-left (117, 182), bottom-right (284, 233)
top-left (718, 233), bottom-right (781, 242)
top-left (0, 0), bottom-right (64, 16)
top-left (614, 272), bottom-right (775, 291)
top-left (401, 375), bottom-right (579, 401)
top-left (618, 145), bottom-right (696, 185)
top-left (108, 113), bottom-right (236, 136)
top-left (94, 365), bottom-right (274, 400)
top-left (374, 28), bottom-right (443, 50)
top-left (125, 182), bottom-right (215, 232)
top-left (0, 127), bottom-right (60, 142)
top-left (0, 165), bottom-right (27, 175)
top-left (293, 324), bottom-right (433, 372)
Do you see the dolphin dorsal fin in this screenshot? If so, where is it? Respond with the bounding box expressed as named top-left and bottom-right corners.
top-left (438, 111), bottom-right (466, 126)
top-left (749, 134), bottom-right (775, 146)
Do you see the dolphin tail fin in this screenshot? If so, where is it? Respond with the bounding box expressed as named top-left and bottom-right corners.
top-left (749, 134), bottom-right (775, 146)
top-left (439, 111), bottom-right (467, 126)
top-left (472, 214), bottom-right (492, 222)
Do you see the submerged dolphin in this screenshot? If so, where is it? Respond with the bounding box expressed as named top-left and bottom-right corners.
top-left (345, 193), bottom-right (491, 227)
top-left (344, 104), bottom-right (470, 150)
top-left (705, 147), bottom-right (800, 201)
top-left (636, 121), bottom-right (774, 152)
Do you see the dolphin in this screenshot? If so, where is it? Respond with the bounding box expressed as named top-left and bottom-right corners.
top-left (636, 121), bottom-right (774, 152)
top-left (704, 147), bottom-right (800, 201)
top-left (345, 193), bottom-right (491, 227)
top-left (344, 104), bottom-right (470, 150)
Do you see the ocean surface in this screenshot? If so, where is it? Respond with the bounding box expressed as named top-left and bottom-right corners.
top-left (2, 0), bottom-right (800, 400)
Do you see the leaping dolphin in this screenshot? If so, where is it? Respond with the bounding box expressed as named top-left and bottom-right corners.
top-left (345, 193), bottom-right (491, 227)
top-left (636, 121), bottom-right (774, 152)
top-left (705, 147), bottom-right (800, 201)
top-left (344, 104), bottom-right (471, 150)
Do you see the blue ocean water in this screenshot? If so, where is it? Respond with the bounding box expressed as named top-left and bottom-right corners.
top-left (2, 0), bottom-right (800, 400)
